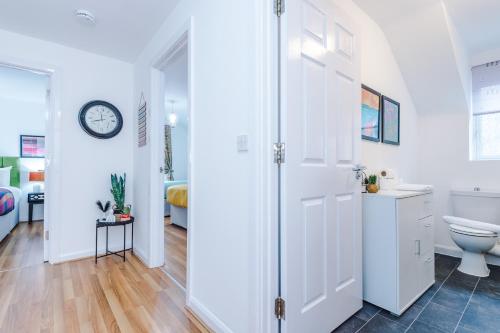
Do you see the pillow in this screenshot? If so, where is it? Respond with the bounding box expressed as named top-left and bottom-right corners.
top-left (0, 166), bottom-right (12, 187)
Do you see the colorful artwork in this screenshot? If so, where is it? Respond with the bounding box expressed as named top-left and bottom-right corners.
top-left (382, 96), bottom-right (400, 145)
top-left (361, 85), bottom-right (381, 142)
top-left (20, 135), bottom-right (45, 158)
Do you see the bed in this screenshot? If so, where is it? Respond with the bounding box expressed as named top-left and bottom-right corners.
top-left (0, 156), bottom-right (21, 242)
top-left (166, 184), bottom-right (188, 229)
top-left (164, 180), bottom-right (187, 216)
top-left (0, 186), bottom-right (21, 241)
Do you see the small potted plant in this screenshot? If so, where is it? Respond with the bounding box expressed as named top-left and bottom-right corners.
top-left (110, 173), bottom-right (126, 220)
top-left (366, 174), bottom-right (379, 193)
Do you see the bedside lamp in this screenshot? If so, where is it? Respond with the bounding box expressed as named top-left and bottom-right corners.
top-left (29, 171), bottom-right (45, 192)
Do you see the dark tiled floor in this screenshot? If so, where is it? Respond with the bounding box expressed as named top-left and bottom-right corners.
top-left (333, 254), bottom-right (500, 333)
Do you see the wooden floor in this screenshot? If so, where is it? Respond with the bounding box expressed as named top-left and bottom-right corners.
top-left (163, 217), bottom-right (187, 288)
top-left (0, 220), bottom-right (208, 332)
top-left (0, 222), bottom-right (44, 271)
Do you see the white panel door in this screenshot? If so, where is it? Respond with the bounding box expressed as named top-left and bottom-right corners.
top-left (281, 0), bottom-right (361, 332)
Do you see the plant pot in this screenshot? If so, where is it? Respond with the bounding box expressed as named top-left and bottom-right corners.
top-left (366, 184), bottom-right (379, 193)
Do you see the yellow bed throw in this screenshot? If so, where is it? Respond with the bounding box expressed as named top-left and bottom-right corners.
top-left (167, 184), bottom-right (188, 208)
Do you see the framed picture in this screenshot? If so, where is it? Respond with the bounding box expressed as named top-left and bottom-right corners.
top-left (381, 96), bottom-right (400, 145)
top-left (20, 135), bottom-right (45, 158)
top-left (361, 85), bottom-right (381, 142)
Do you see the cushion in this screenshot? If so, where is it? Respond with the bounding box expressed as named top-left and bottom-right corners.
top-left (0, 167), bottom-right (12, 187)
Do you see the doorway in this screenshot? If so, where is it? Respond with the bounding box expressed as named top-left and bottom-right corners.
top-left (161, 43), bottom-right (189, 287)
top-left (148, 20), bottom-right (193, 295)
top-left (0, 64), bottom-right (51, 269)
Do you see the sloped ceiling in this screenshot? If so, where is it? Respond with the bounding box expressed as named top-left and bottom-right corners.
top-left (443, 0), bottom-right (500, 56)
top-left (353, 0), bottom-right (469, 114)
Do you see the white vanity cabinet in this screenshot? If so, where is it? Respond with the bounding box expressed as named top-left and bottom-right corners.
top-left (362, 191), bottom-right (435, 315)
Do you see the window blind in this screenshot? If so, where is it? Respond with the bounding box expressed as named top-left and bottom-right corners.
top-left (472, 61), bottom-right (500, 115)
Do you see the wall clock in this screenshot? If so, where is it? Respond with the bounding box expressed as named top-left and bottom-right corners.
top-left (78, 100), bottom-right (123, 139)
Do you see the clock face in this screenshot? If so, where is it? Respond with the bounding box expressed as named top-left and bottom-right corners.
top-left (79, 101), bottom-right (123, 139)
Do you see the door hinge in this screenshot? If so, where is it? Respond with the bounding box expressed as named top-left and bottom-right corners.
top-left (45, 230), bottom-right (49, 240)
top-left (273, 143), bottom-right (285, 165)
top-left (275, 297), bottom-right (285, 319)
top-left (274, 0), bottom-right (285, 17)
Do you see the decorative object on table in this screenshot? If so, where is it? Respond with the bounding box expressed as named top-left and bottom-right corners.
top-left (122, 204), bottom-right (132, 219)
top-left (20, 135), bottom-right (45, 158)
top-left (379, 169), bottom-right (398, 190)
top-left (164, 125), bottom-right (174, 181)
top-left (138, 92), bottom-right (147, 147)
top-left (110, 173), bottom-right (126, 216)
top-left (366, 175), bottom-right (379, 193)
top-left (29, 170), bottom-right (45, 192)
top-left (361, 85), bottom-right (381, 142)
top-left (381, 96), bottom-right (400, 145)
top-left (27, 192), bottom-right (44, 222)
top-left (79, 100), bottom-right (123, 139)
top-left (96, 200), bottom-right (111, 221)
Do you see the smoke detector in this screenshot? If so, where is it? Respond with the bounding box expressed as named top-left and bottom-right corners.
top-left (75, 9), bottom-right (96, 26)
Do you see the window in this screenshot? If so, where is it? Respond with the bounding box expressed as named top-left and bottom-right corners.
top-left (472, 61), bottom-right (500, 160)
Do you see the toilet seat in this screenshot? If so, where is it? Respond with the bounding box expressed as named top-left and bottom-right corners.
top-left (449, 224), bottom-right (497, 237)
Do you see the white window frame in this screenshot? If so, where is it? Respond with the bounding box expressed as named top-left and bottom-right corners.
top-left (471, 110), bottom-right (500, 161)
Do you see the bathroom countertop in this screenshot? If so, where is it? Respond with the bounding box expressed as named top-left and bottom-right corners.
top-left (363, 190), bottom-right (432, 199)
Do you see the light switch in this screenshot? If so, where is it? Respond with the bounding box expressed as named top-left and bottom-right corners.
top-left (237, 134), bottom-right (248, 152)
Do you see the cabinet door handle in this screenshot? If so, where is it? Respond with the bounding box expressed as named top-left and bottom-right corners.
top-left (425, 223), bottom-right (432, 227)
top-left (415, 240), bottom-right (421, 255)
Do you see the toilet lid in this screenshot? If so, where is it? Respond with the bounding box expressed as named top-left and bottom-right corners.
top-left (449, 224), bottom-right (497, 237)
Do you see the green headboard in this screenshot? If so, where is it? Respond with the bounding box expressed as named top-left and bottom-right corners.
top-left (0, 157), bottom-right (20, 188)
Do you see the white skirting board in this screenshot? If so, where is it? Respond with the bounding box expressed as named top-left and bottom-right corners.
top-left (187, 296), bottom-right (232, 333)
top-left (435, 244), bottom-right (500, 266)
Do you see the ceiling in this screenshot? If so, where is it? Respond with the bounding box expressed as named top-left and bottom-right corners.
top-left (443, 0), bottom-right (500, 56)
top-left (0, 65), bottom-right (49, 104)
top-left (0, 0), bottom-right (180, 62)
top-left (353, 0), bottom-right (500, 59)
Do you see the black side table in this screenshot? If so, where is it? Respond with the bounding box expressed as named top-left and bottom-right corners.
top-left (27, 192), bottom-right (44, 223)
top-left (95, 217), bottom-right (134, 263)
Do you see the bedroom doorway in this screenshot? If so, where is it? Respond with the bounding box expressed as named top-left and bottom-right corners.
top-left (161, 42), bottom-right (189, 287)
top-left (149, 25), bottom-right (192, 290)
top-left (0, 63), bottom-right (51, 269)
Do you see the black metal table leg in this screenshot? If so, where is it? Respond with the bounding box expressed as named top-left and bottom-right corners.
top-left (131, 222), bottom-right (134, 254)
top-left (106, 226), bottom-right (108, 254)
top-left (123, 224), bottom-right (126, 262)
top-left (95, 225), bottom-right (98, 264)
top-left (29, 203), bottom-right (33, 223)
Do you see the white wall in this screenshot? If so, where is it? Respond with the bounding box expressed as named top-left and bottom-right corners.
top-left (335, 0), bottom-right (419, 182)
top-left (0, 28), bottom-right (134, 262)
top-left (133, 1), bottom-right (264, 332)
top-left (417, 22), bottom-right (500, 262)
top-left (0, 97), bottom-right (46, 221)
top-left (171, 121), bottom-right (188, 180)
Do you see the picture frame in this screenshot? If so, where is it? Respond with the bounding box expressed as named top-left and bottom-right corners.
top-left (20, 135), bottom-right (45, 158)
top-left (381, 96), bottom-right (400, 145)
top-left (361, 84), bottom-right (381, 142)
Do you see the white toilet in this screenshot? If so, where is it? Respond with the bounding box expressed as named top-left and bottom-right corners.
top-left (444, 189), bottom-right (500, 277)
